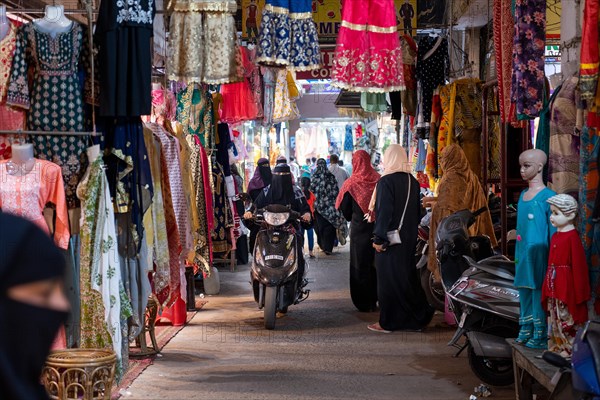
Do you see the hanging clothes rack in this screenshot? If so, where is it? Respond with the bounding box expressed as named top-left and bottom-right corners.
top-left (0, 130), bottom-right (100, 136)
top-left (5, 8), bottom-right (167, 14)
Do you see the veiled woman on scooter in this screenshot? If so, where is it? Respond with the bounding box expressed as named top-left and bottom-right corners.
top-left (424, 144), bottom-right (497, 281)
top-left (244, 164), bottom-right (312, 282)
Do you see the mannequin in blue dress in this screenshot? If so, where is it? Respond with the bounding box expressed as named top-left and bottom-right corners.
top-left (515, 149), bottom-right (556, 349)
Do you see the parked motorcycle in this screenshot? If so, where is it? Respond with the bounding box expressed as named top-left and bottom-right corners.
top-left (249, 204), bottom-right (310, 330)
top-left (415, 212), bottom-right (445, 311)
top-left (542, 320), bottom-right (600, 399)
top-left (436, 207), bottom-right (520, 386)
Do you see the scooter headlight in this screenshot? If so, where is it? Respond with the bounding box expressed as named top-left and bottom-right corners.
top-left (263, 211), bottom-right (289, 226)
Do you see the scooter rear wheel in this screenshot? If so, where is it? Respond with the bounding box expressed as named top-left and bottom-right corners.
top-left (264, 286), bottom-right (277, 330)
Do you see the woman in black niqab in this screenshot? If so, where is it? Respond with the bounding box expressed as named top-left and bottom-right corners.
top-left (0, 212), bottom-right (69, 400)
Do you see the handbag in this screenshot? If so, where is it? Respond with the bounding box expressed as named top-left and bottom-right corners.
top-left (386, 174), bottom-right (411, 246)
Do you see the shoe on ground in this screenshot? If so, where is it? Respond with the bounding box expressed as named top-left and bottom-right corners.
top-left (367, 323), bottom-right (392, 333)
top-left (309, 252), bottom-right (315, 258)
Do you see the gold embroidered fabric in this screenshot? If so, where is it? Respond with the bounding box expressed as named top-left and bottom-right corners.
top-left (168, 11), bottom-right (204, 83)
top-left (172, 0), bottom-right (236, 12)
top-left (0, 24), bottom-right (17, 99)
top-left (203, 12), bottom-right (241, 84)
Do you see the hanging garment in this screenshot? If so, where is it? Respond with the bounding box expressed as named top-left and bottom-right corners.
top-left (142, 126), bottom-right (171, 305)
top-left (219, 48), bottom-right (260, 124)
top-left (211, 161), bottom-right (232, 255)
top-left (167, 11), bottom-right (204, 82)
top-left (177, 84), bottom-right (214, 148)
top-left (7, 22), bottom-right (88, 209)
top-left (95, 0), bottom-right (155, 116)
top-left (77, 156), bottom-right (131, 376)
top-left (360, 93), bottom-right (388, 112)
top-left (493, 0), bottom-right (515, 123)
top-left (415, 36), bottom-right (449, 139)
top-left (579, 0), bottom-right (599, 103)
top-left (485, 86), bottom-right (502, 181)
top-left (425, 87), bottom-right (442, 188)
top-left (262, 66), bottom-right (276, 124)
top-left (511, 0), bottom-right (546, 119)
top-left (246, 46), bottom-right (264, 118)
top-left (400, 34), bottom-right (418, 116)
top-left (0, 159), bottom-right (70, 249)
top-left (548, 77), bottom-right (581, 199)
top-left (272, 68), bottom-right (300, 122)
top-left (203, 6), bottom-right (240, 84)
top-left (0, 22), bottom-right (25, 159)
top-left (331, 0), bottom-right (403, 92)
top-left (256, 0), bottom-right (320, 71)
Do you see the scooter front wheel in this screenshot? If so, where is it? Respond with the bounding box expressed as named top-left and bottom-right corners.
top-left (264, 286), bottom-right (277, 330)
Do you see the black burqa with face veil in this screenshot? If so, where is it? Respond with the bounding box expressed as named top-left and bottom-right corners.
top-left (0, 212), bottom-right (68, 400)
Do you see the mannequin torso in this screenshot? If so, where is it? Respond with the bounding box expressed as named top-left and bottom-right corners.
top-left (34, 6), bottom-right (72, 38)
top-left (0, 5), bottom-right (8, 41)
top-left (8, 143), bottom-right (35, 176)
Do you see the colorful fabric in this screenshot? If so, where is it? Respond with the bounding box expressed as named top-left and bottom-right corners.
top-left (493, 0), bottom-right (514, 123)
top-left (310, 158), bottom-right (347, 230)
top-left (511, 0), bottom-right (546, 119)
top-left (77, 157), bottom-right (130, 376)
top-left (0, 159), bottom-right (70, 249)
top-left (256, 0), bottom-right (320, 71)
top-left (548, 77), bottom-right (580, 199)
top-left (211, 161), bottom-right (232, 254)
top-left (7, 22), bottom-right (88, 209)
top-left (415, 36), bottom-right (449, 139)
top-left (335, 150), bottom-right (380, 214)
top-left (219, 47), bottom-right (259, 124)
top-left (331, 0), bottom-right (404, 92)
top-left (579, 126), bottom-right (600, 319)
top-left (547, 298), bottom-right (581, 356)
top-left (579, 0), bottom-right (599, 102)
top-left (0, 22), bottom-right (24, 134)
top-left (542, 230), bottom-right (591, 325)
top-left (176, 85), bottom-right (214, 148)
top-left (518, 287), bottom-right (547, 346)
top-left (400, 34), bottom-right (418, 116)
top-left (272, 67), bottom-right (299, 122)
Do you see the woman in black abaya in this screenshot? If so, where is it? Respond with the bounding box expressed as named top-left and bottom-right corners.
top-left (246, 158), bottom-right (273, 252)
top-left (368, 145), bottom-right (434, 333)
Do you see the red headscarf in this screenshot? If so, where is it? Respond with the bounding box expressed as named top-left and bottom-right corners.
top-left (335, 150), bottom-right (380, 214)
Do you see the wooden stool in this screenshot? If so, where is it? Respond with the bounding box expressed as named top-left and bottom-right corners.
top-left (132, 297), bottom-right (159, 356)
top-left (42, 349), bottom-right (116, 400)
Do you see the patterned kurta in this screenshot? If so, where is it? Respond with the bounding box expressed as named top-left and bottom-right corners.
top-left (77, 157), bottom-right (131, 376)
top-left (0, 23), bottom-right (25, 159)
top-left (7, 22), bottom-right (88, 209)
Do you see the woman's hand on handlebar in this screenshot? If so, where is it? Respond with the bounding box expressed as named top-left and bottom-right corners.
top-left (243, 211), bottom-right (253, 220)
top-left (301, 212), bottom-right (311, 223)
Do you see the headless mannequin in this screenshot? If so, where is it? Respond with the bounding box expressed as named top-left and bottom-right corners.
top-left (0, 5), bottom-right (8, 41)
top-left (519, 149), bottom-right (547, 200)
top-left (34, 5), bottom-right (72, 38)
top-left (8, 143), bottom-right (35, 176)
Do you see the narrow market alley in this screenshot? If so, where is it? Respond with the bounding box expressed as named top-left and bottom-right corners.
top-left (121, 246), bottom-right (515, 400)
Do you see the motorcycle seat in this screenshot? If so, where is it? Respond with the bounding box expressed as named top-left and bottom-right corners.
top-left (585, 330), bottom-right (600, 387)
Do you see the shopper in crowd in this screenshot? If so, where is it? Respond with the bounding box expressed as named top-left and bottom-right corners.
top-left (328, 154), bottom-right (349, 190)
top-left (276, 155), bottom-right (287, 165)
top-left (424, 144), bottom-right (497, 281)
top-left (336, 150), bottom-right (380, 312)
top-left (246, 164), bottom-right (312, 285)
top-left (368, 144), bottom-right (434, 333)
top-left (231, 164), bottom-right (249, 265)
top-left (310, 157), bottom-right (317, 173)
top-left (300, 176), bottom-right (316, 258)
top-left (247, 158), bottom-right (273, 252)
top-left (289, 156), bottom-right (301, 181)
top-left (311, 158), bottom-right (348, 255)
top-left (230, 164), bottom-right (244, 194)
top-left (0, 212), bottom-right (70, 399)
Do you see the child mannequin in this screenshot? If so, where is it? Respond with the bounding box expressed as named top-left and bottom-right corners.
top-left (515, 149), bottom-right (557, 349)
top-left (542, 194), bottom-right (591, 357)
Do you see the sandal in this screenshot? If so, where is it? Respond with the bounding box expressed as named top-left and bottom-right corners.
top-left (367, 323), bottom-right (392, 334)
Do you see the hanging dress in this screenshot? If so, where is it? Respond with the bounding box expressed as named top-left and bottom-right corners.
top-left (331, 0), bottom-right (404, 92)
top-left (7, 22), bottom-right (88, 209)
top-left (256, 0), bottom-right (320, 71)
top-left (272, 68), bottom-right (300, 123)
top-left (219, 47), bottom-right (260, 124)
top-left (77, 156), bottom-right (131, 376)
top-left (0, 23), bottom-right (25, 159)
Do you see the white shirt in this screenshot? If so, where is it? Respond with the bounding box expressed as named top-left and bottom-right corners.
top-left (329, 164), bottom-right (349, 190)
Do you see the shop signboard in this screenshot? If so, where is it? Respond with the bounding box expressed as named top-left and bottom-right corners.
top-left (241, 0), bottom-right (265, 40)
top-left (312, 0), bottom-right (343, 40)
top-left (296, 45), bottom-right (336, 80)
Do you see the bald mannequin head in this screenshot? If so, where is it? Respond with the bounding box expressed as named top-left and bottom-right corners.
top-left (519, 149), bottom-right (547, 187)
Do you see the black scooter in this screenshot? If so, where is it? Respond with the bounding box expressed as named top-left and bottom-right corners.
top-left (543, 320), bottom-right (600, 399)
top-left (249, 204), bottom-right (310, 330)
top-left (436, 207), bottom-right (520, 386)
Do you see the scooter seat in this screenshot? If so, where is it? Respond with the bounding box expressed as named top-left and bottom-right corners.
top-left (463, 255), bottom-right (515, 281)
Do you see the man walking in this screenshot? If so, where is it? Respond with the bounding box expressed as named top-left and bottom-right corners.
top-left (328, 154), bottom-right (349, 190)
